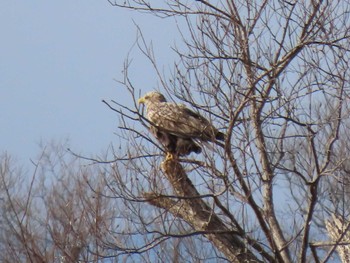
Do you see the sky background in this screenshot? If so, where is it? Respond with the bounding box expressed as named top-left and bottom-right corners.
top-left (0, 1), bottom-right (180, 165)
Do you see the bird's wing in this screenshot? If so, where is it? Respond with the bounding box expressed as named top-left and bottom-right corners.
top-left (180, 106), bottom-right (211, 124)
top-left (148, 101), bottom-right (221, 141)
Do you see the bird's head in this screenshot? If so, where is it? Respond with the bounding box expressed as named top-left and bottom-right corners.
top-left (138, 91), bottom-right (167, 107)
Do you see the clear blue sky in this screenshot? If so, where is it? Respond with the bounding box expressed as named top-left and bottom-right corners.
top-left (0, 1), bottom-right (179, 164)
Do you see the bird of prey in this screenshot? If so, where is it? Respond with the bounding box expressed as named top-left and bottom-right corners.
top-left (138, 91), bottom-right (224, 159)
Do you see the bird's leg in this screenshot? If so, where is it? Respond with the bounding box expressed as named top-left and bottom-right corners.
top-left (161, 152), bottom-right (174, 171)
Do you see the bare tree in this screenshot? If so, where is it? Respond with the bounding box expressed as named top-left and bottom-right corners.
top-left (0, 144), bottom-right (117, 263)
top-left (100, 0), bottom-right (350, 262)
top-left (2, 1), bottom-right (350, 262)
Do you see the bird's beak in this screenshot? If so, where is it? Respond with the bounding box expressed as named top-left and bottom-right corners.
top-left (138, 97), bottom-right (145, 104)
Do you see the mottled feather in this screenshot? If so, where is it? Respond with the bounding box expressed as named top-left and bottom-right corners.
top-left (139, 91), bottom-right (224, 156)
top-left (149, 126), bottom-right (201, 156)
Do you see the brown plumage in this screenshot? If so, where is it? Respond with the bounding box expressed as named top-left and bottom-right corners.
top-left (149, 125), bottom-right (202, 156)
top-left (138, 91), bottom-right (224, 157)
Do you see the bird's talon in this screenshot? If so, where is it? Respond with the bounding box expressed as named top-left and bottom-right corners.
top-left (165, 152), bottom-right (174, 161)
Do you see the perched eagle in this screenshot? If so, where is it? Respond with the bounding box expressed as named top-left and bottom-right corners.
top-left (138, 91), bottom-right (225, 158)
